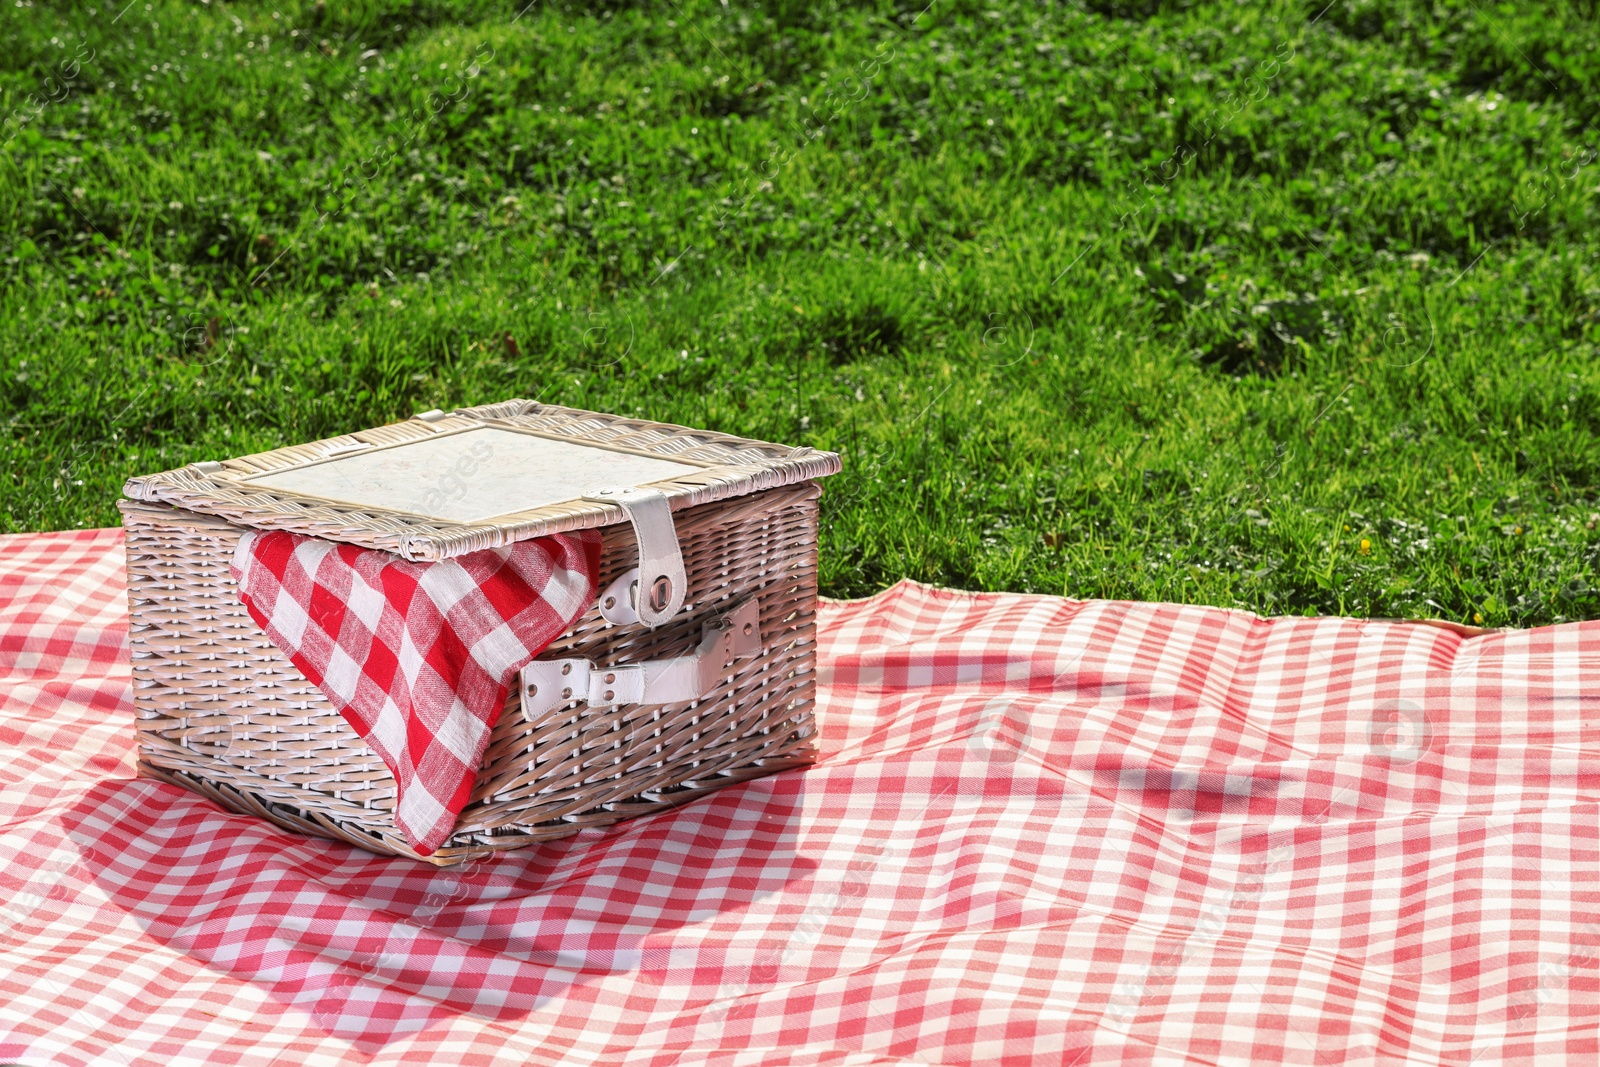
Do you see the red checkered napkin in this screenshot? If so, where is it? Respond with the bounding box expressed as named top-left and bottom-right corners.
top-left (229, 528), bottom-right (601, 855)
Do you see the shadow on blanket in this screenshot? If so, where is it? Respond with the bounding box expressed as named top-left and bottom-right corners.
top-left (59, 771), bottom-right (820, 1048)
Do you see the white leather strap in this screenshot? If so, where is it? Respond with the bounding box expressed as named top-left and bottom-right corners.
top-left (583, 486), bottom-right (686, 627)
top-left (520, 598), bottom-right (761, 719)
top-left (598, 567), bottom-right (644, 626)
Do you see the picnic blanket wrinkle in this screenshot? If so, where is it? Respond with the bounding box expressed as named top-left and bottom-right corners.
top-left (228, 528), bottom-right (601, 855)
top-left (5, 529), bottom-right (1600, 1066)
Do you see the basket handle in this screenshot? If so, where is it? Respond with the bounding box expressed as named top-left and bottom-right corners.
top-left (519, 597), bottom-right (761, 719)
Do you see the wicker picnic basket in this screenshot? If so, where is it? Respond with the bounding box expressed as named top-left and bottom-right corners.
top-left (119, 400), bottom-right (840, 864)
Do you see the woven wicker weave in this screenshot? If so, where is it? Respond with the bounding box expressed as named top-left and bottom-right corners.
top-left (119, 402), bottom-right (838, 864)
top-left (123, 399), bottom-right (839, 561)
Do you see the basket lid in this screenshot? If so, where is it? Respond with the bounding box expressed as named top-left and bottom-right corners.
top-left (122, 400), bottom-right (840, 560)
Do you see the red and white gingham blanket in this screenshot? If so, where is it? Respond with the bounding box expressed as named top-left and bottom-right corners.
top-left (3, 528), bottom-right (1599, 1066)
top-left (230, 529), bottom-right (601, 856)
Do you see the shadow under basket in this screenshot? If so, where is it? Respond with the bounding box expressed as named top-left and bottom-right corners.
top-left (119, 401), bottom-right (837, 865)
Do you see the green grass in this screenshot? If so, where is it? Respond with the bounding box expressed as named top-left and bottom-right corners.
top-left (3, 0), bottom-right (1600, 627)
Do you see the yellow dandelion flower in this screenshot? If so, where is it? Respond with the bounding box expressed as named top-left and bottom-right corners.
top-left (1358, 538), bottom-right (1371, 554)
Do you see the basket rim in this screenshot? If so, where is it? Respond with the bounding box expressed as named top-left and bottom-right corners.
top-left (122, 399), bottom-right (840, 560)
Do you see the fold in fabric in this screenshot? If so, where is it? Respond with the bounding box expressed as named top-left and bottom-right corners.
top-left (230, 528), bottom-right (601, 854)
